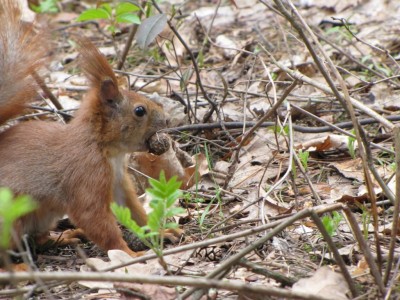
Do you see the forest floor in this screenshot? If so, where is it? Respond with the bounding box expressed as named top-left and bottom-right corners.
top-left (2, 0), bottom-right (400, 299)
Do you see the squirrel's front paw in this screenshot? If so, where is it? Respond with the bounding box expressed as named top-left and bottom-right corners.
top-left (36, 229), bottom-right (85, 247)
top-left (162, 228), bottom-right (184, 244)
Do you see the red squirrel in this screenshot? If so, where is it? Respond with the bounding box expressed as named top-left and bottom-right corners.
top-left (0, 1), bottom-right (179, 256)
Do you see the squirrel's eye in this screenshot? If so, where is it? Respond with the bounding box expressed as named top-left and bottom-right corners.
top-left (134, 106), bottom-right (146, 117)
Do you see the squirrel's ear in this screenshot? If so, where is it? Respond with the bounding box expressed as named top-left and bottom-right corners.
top-left (101, 78), bottom-right (120, 106)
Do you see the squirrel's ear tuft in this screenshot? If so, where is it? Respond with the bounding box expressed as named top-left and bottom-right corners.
top-left (101, 78), bottom-right (119, 107)
top-left (75, 37), bottom-right (119, 93)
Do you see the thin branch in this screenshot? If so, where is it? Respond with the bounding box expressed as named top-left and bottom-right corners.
top-left (117, 1), bottom-right (146, 70)
top-left (151, 0), bottom-right (217, 121)
top-left (0, 271), bottom-right (331, 300)
top-left (342, 206), bottom-right (386, 294)
top-left (274, 0), bottom-right (385, 274)
top-left (222, 80), bottom-right (298, 189)
top-left (310, 211), bottom-right (357, 297)
top-left (261, 47), bottom-right (394, 130)
top-left (383, 125), bottom-right (400, 284)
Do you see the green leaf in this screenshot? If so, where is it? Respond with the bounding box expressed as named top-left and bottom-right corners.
top-left (116, 13), bottom-right (141, 24)
top-left (9, 196), bottom-right (37, 220)
top-left (77, 8), bottom-right (110, 21)
top-left (147, 211), bottom-right (161, 232)
top-left (165, 222), bottom-right (178, 229)
top-left (100, 3), bottom-right (112, 15)
top-left (112, 169), bottom-right (183, 256)
top-left (149, 179), bottom-right (165, 193)
top-left (144, 231), bottom-right (159, 238)
top-left (166, 191), bottom-right (182, 207)
top-left (199, 201), bottom-right (212, 227)
top-left (165, 207), bottom-right (185, 218)
top-left (116, 2), bottom-right (140, 15)
top-left (111, 202), bottom-right (143, 235)
top-left (322, 215), bottom-right (334, 237)
top-left (180, 68), bottom-right (192, 90)
top-left (0, 188), bottom-right (13, 208)
top-left (0, 188), bottom-right (36, 249)
top-left (31, 0), bottom-right (59, 13)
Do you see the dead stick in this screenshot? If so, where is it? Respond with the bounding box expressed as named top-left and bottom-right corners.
top-left (181, 208), bottom-right (311, 299)
top-left (310, 211), bottom-right (357, 297)
top-left (342, 206), bottom-right (385, 294)
top-left (0, 272), bottom-right (330, 300)
top-left (383, 126), bottom-right (400, 285)
top-left (117, 1), bottom-right (146, 70)
top-left (223, 80), bottom-right (298, 189)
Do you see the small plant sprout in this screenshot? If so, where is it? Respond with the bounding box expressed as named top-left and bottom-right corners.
top-left (0, 188), bottom-right (37, 250)
top-left (298, 149), bottom-right (310, 171)
top-left (347, 129), bottom-right (356, 159)
top-left (321, 211), bottom-right (343, 237)
top-left (111, 171), bottom-right (185, 265)
top-left (357, 204), bottom-right (371, 240)
top-left (77, 2), bottom-right (141, 34)
top-left (30, 0), bottom-right (59, 14)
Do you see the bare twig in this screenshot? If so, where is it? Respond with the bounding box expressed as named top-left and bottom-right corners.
top-left (151, 0), bottom-right (217, 121)
top-left (314, 31), bottom-right (400, 88)
top-left (261, 48), bottom-right (394, 130)
top-left (0, 271), bottom-right (331, 300)
top-left (238, 259), bottom-right (298, 287)
top-left (32, 72), bottom-right (70, 123)
top-left (182, 203), bottom-right (357, 299)
top-left (336, 17), bottom-right (400, 73)
top-left (167, 116), bottom-right (400, 142)
top-left (289, 104), bottom-right (394, 154)
top-left (222, 80), bottom-right (298, 189)
top-left (342, 206), bottom-right (386, 294)
top-left (271, 1), bottom-right (385, 273)
top-left (310, 211), bottom-right (357, 297)
top-left (383, 126), bottom-right (400, 285)
top-left (181, 208), bottom-right (312, 299)
top-left (117, 1), bottom-right (146, 70)
top-left (293, 152), bottom-right (322, 205)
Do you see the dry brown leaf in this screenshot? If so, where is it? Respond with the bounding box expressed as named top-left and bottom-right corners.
top-left (292, 266), bottom-right (350, 300)
top-left (130, 138), bottom-right (208, 194)
top-left (297, 134), bottom-right (353, 152)
top-left (328, 174), bottom-right (358, 203)
top-left (262, 196), bottom-right (294, 216)
top-left (352, 257), bottom-right (369, 276)
top-left (330, 158), bottom-right (364, 182)
top-left (79, 250), bottom-right (183, 297)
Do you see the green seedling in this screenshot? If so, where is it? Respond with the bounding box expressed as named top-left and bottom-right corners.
top-left (112, 171), bottom-right (185, 260)
top-left (0, 188), bottom-right (37, 249)
top-left (359, 205), bottom-right (371, 240)
top-left (77, 2), bottom-right (140, 34)
top-left (270, 125), bottom-right (289, 136)
top-left (321, 211), bottom-right (343, 237)
top-left (31, 0), bottom-right (58, 13)
top-left (347, 130), bottom-right (356, 159)
top-left (325, 25), bottom-right (354, 41)
top-left (298, 149), bottom-right (310, 171)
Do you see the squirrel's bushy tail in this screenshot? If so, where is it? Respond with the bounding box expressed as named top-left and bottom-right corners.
top-left (0, 0), bottom-right (48, 124)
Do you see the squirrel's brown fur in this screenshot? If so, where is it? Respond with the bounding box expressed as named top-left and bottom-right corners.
top-left (0, 0), bottom-right (176, 256)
